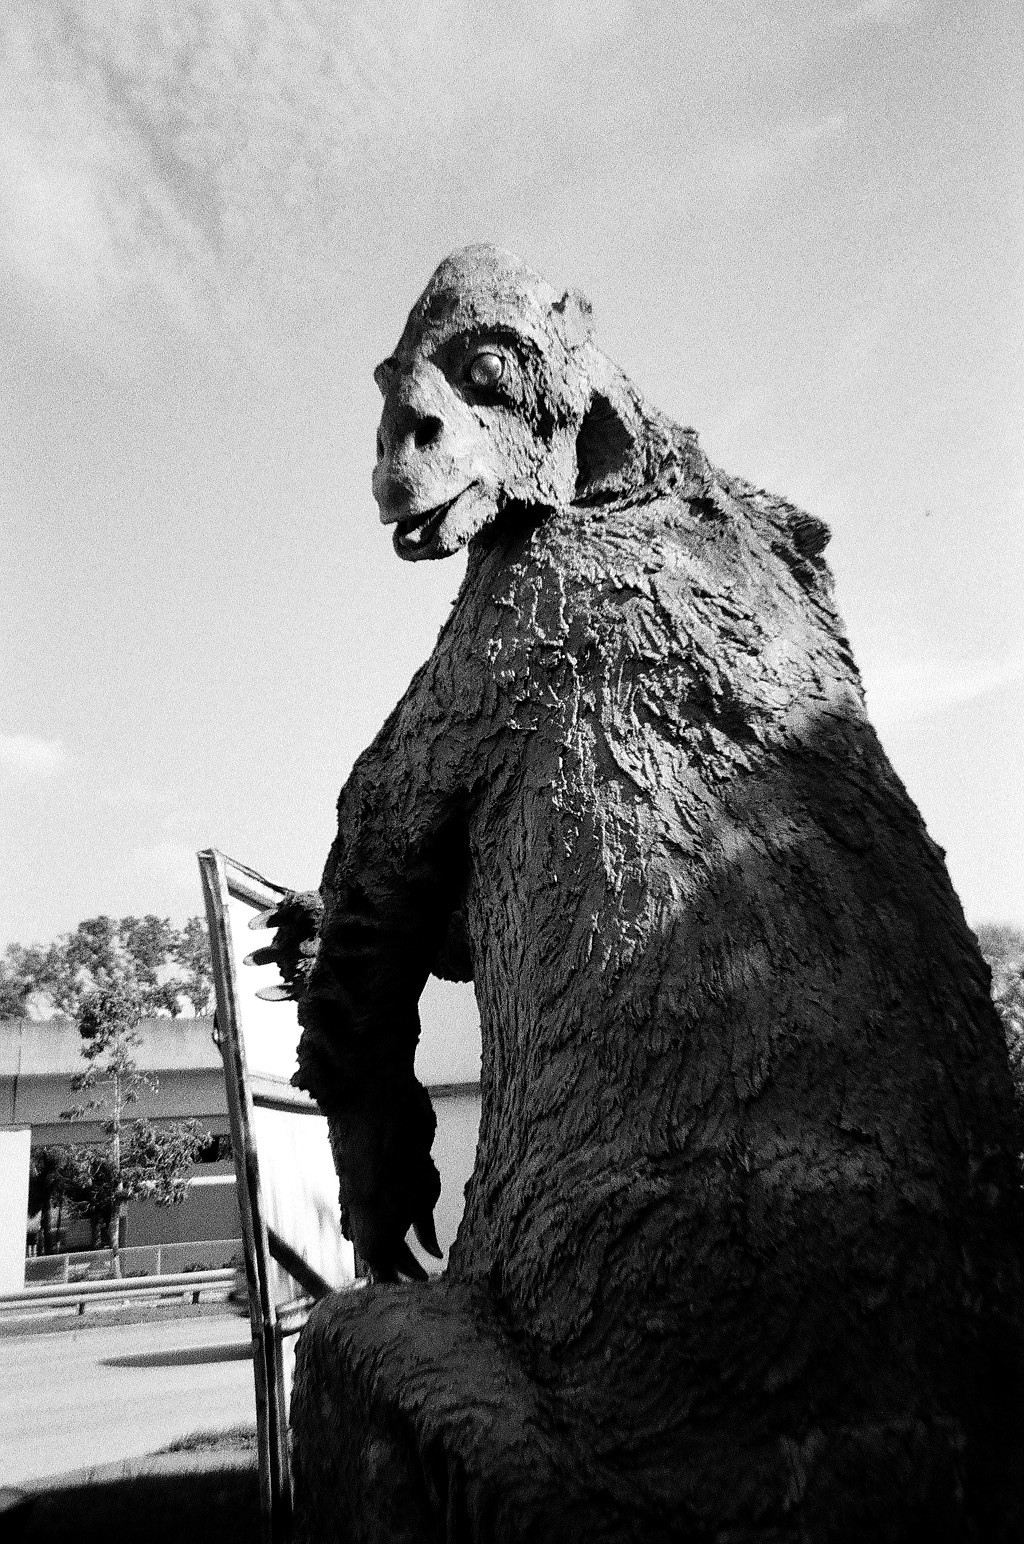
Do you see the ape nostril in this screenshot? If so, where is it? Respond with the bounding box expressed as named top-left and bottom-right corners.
top-left (376, 431), bottom-right (385, 459)
top-left (414, 415), bottom-right (443, 450)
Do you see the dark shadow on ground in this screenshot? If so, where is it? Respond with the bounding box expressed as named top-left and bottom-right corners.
top-left (101, 1341), bottom-right (252, 1369)
top-left (25, 1469), bottom-right (259, 1544)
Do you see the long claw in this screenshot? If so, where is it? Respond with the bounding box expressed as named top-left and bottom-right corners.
top-left (393, 1239), bottom-right (429, 1282)
top-left (243, 946), bottom-right (278, 967)
top-left (255, 983), bottom-right (293, 1002)
top-left (413, 1211), bottom-right (442, 1260)
top-left (249, 907), bottom-right (281, 931)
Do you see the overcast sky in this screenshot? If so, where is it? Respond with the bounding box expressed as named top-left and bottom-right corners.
top-left (1, 0), bottom-right (1021, 955)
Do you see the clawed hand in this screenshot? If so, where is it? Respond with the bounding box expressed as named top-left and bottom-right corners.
top-left (244, 890), bottom-right (323, 1001)
top-left (329, 1080), bottom-right (444, 1284)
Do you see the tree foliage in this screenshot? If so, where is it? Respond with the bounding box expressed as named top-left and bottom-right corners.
top-left (173, 915), bottom-right (219, 1018)
top-left (0, 914), bottom-right (215, 1019)
top-left (28, 1146), bottom-right (68, 1256)
top-left (58, 1121), bottom-right (208, 1246)
top-left (0, 944), bottom-right (49, 1017)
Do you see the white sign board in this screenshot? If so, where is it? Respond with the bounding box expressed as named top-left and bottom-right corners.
top-left (198, 850), bottom-right (355, 1543)
top-left (225, 885), bottom-right (355, 1304)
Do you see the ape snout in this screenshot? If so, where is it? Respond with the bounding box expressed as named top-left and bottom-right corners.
top-left (372, 460), bottom-right (418, 525)
top-left (372, 364), bottom-right (461, 525)
top-left (372, 362), bottom-right (490, 532)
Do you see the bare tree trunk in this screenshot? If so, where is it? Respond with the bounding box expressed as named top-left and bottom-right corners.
top-left (38, 1191), bottom-right (53, 1256)
top-left (291, 449), bottom-right (1024, 1539)
top-left (109, 1071), bottom-right (122, 1278)
top-left (108, 1202), bottom-right (124, 1278)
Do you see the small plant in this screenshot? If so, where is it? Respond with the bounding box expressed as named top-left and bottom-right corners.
top-left (160, 1425), bottom-right (258, 1455)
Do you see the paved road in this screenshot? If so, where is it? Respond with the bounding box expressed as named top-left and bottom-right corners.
top-left (0, 1309), bottom-right (255, 1485)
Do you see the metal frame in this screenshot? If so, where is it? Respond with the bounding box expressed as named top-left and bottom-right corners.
top-left (0, 1268), bottom-right (234, 1316)
top-left (198, 848), bottom-right (330, 1544)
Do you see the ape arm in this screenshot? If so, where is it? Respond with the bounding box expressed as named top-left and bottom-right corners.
top-left (293, 702), bottom-right (473, 1282)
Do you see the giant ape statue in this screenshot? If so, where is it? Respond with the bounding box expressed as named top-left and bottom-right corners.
top-left (271, 246), bottom-right (1023, 1541)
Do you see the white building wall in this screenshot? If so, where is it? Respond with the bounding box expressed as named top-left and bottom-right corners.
top-left (0, 1127), bottom-right (31, 1291)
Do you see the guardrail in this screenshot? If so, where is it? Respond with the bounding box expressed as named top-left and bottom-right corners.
top-left (0, 1268), bottom-right (236, 1316)
top-left (25, 1238), bottom-right (243, 1286)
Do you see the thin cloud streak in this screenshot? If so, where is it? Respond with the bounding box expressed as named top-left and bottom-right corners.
top-left (0, 1), bottom-right (400, 355)
top-left (863, 654), bottom-right (1024, 728)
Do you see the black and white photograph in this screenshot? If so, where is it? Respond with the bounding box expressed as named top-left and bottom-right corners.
top-left (1, 3), bottom-right (1020, 1540)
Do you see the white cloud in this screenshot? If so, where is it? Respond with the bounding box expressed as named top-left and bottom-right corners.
top-left (0, 3), bottom-right (227, 353)
top-left (0, 731), bottom-right (71, 777)
top-left (862, 654), bottom-right (1024, 728)
top-left (0, 0), bottom-right (404, 354)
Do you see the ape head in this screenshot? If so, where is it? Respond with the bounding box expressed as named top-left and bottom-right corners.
top-left (372, 244), bottom-right (646, 560)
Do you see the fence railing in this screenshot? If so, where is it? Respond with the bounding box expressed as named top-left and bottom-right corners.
top-left (0, 1267), bottom-right (237, 1317)
top-left (24, 1238), bottom-right (243, 1287)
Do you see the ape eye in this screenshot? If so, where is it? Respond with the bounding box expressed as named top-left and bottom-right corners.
top-left (467, 351), bottom-right (505, 389)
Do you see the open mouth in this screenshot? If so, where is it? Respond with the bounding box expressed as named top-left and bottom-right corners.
top-left (393, 486), bottom-right (473, 557)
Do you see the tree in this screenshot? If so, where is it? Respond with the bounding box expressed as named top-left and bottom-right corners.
top-left (47, 914), bottom-right (177, 1016)
top-left (57, 1146), bottom-right (118, 1252)
top-left (1, 914), bottom-right (216, 1019)
top-left (171, 915), bottom-right (216, 1017)
top-left (60, 983), bottom-right (208, 1275)
top-left (0, 943), bottom-right (50, 1018)
top-left (0, 970), bottom-right (28, 1019)
top-left (59, 1121), bottom-right (208, 1255)
top-left (118, 914), bottom-right (179, 1014)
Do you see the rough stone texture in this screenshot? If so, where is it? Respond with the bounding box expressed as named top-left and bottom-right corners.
top-left (287, 247), bottom-right (1024, 1541)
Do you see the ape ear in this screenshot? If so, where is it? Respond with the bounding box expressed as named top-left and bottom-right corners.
top-left (574, 389), bottom-right (641, 503)
top-left (787, 509), bottom-right (831, 558)
top-left (551, 289), bottom-right (594, 351)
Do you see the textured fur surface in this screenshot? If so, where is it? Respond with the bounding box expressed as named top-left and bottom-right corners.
top-left (289, 248), bottom-right (1024, 1541)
